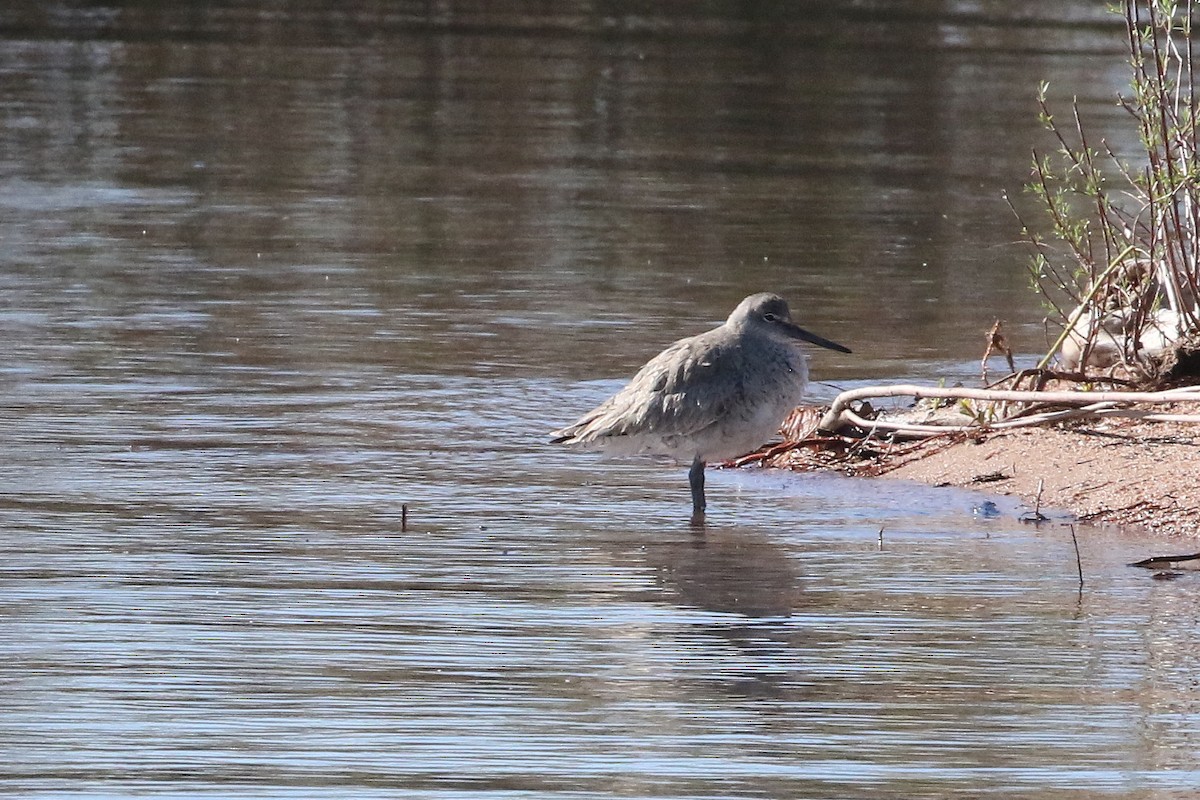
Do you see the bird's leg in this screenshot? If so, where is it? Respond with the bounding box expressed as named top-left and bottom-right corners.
top-left (689, 457), bottom-right (707, 516)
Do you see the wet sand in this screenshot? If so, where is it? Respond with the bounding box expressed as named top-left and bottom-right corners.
top-left (767, 405), bottom-right (1200, 537)
top-left (883, 419), bottom-right (1200, 536)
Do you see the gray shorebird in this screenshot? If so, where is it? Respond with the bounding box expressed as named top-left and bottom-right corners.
top-left (551, 293), bottom-right (851, 517)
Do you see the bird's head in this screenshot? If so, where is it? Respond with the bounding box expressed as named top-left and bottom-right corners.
top-left (729, 293), bottom-right (852, 354)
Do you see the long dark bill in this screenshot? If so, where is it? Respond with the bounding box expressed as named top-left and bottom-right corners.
top-left (786, 323), bottom-right (852, 354)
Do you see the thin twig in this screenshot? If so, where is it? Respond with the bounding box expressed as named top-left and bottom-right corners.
top-left (1021, 477), bottom-right (1049, 523)
top-left (1069, 524), bottom-right (1084, 589)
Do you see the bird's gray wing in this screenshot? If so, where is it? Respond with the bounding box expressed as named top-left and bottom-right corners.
top-left (553, 333), bottom-right (743, 443)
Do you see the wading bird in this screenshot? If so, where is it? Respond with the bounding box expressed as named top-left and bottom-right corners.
top-left (551, 293), bottom-right (851, 518)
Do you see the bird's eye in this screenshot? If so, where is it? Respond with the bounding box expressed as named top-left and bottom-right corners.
top-left (763, 313), bottom-right (778, 322)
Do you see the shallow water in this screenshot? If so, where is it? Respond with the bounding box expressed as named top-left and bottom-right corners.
top-left (3, 3), bottom-right (1200, 798)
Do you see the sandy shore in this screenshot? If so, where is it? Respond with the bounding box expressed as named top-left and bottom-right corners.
top-left (883, 420), bottom-right (1200, 536)
top-left (767, 406), bottom-right (1200, 537)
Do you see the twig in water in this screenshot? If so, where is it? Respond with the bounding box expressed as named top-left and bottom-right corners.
top-left (1069, 524), bottom-right (1084, 589)
top-left (1021, 478), bottom-right (1049, 523)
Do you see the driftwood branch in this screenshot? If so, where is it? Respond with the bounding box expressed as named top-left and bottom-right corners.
top-left (819, 383), bottom-right (1200, 438)
top-left (1130, 552), bottom-right (1200, 569)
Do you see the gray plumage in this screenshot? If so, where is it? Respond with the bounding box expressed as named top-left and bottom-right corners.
top-left (551, 293), bottom-right (850, 516)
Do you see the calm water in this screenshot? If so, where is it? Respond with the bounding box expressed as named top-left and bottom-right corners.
top-left (2, 2), bottom-right (1199, 798)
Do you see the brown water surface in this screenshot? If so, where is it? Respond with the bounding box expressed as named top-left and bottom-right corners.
top-left (2, 3), bottom-right (1199, 798)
